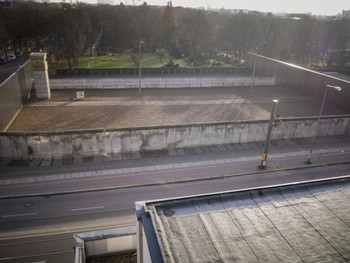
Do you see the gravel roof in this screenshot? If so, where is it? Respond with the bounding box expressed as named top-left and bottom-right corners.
top-left (144, 179), bottom-right (350, 263)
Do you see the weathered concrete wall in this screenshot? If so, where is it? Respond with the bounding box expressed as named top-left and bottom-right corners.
top-left (31, 52), bottom-right (51, 99)
top-left (50, 76), bottom-right (276, 90)
top-left (74, 226), bottom-right (136, 262)
top-left (1, 116), bottom-right (349, 160)
top-left (0, 60), bottom-right (32, 131)
top-left (248, 53), bottom-right (350, 113)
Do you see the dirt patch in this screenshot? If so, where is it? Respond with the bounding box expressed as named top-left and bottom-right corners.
top-left (7, 87), bottom-right (345, 132)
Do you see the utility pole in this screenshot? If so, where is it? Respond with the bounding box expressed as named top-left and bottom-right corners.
top-left (250, 42), bottom-right (267, 94)
top-left (306, 84), bottom-right (342, 164)
top-left (260, 99), bottom-right (278, 169)
top-left (138, 41), bottom-right (143, 95)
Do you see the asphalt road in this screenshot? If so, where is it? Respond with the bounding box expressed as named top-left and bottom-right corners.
top-left (0, 163), bottom-right (350, 262)
top-left (0, 56), bottom-right (29, 84)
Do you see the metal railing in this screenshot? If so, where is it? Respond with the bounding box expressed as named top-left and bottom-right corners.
top-left (54, 67), bottom-right (251, 77)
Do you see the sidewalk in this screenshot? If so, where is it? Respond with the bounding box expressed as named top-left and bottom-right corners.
top-left (0, 136), bottom-right (349, 198)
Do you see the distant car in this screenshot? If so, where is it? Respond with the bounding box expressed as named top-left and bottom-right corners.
top-left (7, 54), bottom-right (16, 61)
top-left (0, 56), bottom-right (7, 64)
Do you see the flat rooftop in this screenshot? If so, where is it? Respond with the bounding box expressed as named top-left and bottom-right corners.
top-left (141, 178), bottom-right (350, 262)
top-left (7, 86), bottom-right (346, 132)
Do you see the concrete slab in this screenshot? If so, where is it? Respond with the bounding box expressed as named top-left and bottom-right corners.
top-left (199, 146), bottom-right (211, 153)
top-left (62, 156), bottom-right (73, 165)
top-left (93, 155), bottom-right (104, 163)
top-left (83, 156), bottom-right (94, 163)
top-left (132, 152), bottom-right (141, 159)
top-left (176, 148), bottom-right (186, 156)
top-left (112, 152), bottom-right (123, 160)
top-left (193, 147), bottom-right (203, 154)
top-left (255, 141), bottom-right (265, 148)
top-left (240, 143), bottom-right (251, 150)
top-left (0, 158), bottom-right (11, 167)
top-left (184, 148), bottom-right (195, 154)
top-left (103, 155), bottom-right (113, 162)
top-left (29, 159), bottom-right (42, 167)
top-left (167, 148), bottom-right (178, 156)
top-left (52, 158), bottom-right (62, 167)
top-left (6, 160), bottom-right (30, 167)
top-left (209, 145), bottom-right (222, 152)
top-left (233, 144), bottom-right (243, 150)
top-left (247, 142), bottom-right (259, 149)
top-left (223, 144), bottom-right (235, 151)
top-left (122, 152), bottom-right (133, 160)
top-left (40, 159), bottom-right (52, 167)
top-left (73, 156), bottom-right (83, 165)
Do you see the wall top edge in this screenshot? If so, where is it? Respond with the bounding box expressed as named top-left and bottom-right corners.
top-left (1, 115), bottom-right (349, 137)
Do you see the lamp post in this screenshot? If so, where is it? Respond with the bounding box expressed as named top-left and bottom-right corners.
top-left (306, 84), bottom-right (342, 164)
top-left (138, 41), bottom-right (143, 95)
top-left (250, 42), bottom-right (267, 94)
top-left (260, 99), bottom-right (278, 169)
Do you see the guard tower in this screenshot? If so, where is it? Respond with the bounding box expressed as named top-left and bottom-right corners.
top-left (30, 52), bottom-right (51, 99)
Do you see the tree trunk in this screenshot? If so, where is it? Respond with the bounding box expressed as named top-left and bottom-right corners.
top-left (67, 57), bottom-right (72, 71)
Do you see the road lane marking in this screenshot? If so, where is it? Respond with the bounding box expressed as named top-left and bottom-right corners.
top-left (70, 206), bottom-right (105, 212)
top-left (1, 213), bottom-right (38, 218)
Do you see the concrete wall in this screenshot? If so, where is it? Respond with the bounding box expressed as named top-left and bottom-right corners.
top-left (74, 226), bottom-right (136, 263)
top-left (0, 60), bottom-right (32, 131)
top-left (248, 53), bottom-right (350, 113)
top-left (1, 116), bottom-right (349, 160)
top-left (31, 52), bottom-right (51, 99)
top-left (50, 76), bottom-right (276, 90)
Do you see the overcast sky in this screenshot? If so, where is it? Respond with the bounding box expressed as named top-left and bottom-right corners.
top-left (118, 0), bottom-right (349, 15)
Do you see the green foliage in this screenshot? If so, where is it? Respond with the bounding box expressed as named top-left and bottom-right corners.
top-left (1, 2), bottom-right (349, 69)
top-left (49, 54), bottom-right (191, 70)
top-left (155, 48), bottom-right (169, 64)
top-left (162, 59), bottom-right (179, 68)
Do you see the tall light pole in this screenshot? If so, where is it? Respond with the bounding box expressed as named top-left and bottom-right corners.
top-left (138, 41), bottom-right (143, 95)
top-left (260, 99), bottom-right (278, 169)
top-left (250, 42), bottom-right (267, 94)
top-left (306, 84), bottom-right (342, 164)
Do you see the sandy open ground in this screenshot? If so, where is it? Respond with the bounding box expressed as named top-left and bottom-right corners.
top-left (7, 86), bottom-right (346, 132)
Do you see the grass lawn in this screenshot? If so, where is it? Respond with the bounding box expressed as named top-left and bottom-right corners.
top-left (50, 53), bottom-right (192, 70)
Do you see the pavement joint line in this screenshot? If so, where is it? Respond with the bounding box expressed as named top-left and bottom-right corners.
top-left (1, 147), bottom-right (350, 186)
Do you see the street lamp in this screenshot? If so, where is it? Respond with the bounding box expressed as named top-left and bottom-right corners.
top-left (250, 42), bottom-right (267, 94)
top-left (260, 99), bottom-right (278, 169)
top-left (306, 84), bottom-right (342, 164)
top-left (138, 41), bottom-right (143, 95)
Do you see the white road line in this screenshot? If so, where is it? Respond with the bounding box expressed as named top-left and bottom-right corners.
top-left (2, 212), bottom-right (38, 218)
top-left (70, 206), bottom-right (105, 212)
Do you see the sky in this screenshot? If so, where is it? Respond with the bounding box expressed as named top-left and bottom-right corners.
top-left (116, 0), bottom-right (350, 16)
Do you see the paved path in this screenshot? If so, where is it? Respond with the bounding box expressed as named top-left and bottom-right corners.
top-left (1, 136), bottom-right (349, 198)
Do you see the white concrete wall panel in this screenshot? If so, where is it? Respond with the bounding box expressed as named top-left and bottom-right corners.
top-left (1, 117), bottom-right (349, 159)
